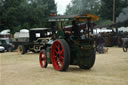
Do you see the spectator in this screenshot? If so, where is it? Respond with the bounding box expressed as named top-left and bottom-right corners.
top-left (96, 34), bottom-right (105, 53)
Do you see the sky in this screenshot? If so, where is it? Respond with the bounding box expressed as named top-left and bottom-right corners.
top-left (55, 0), bottom-right (72, 15)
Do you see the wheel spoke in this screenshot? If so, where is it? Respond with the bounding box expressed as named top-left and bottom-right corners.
top-left (57, 59), bottom-right (63, 67)
top-left (39, 50), bottom-right (47, 68)
top-left (56, 59), bottom-right (61, 67)
top-left (59, 60), bottom-right (64, 67)
top-left (59, 49), bottom-right (64, 60)
top-left (60, 56), bottom-right (64, 61)
top-left (56, 44), bottom-right (61, 51)
top-left (59, 53), bottom-right (64, 60)
top-left (57, 44), bottom-right (60, 49)
top-left (40, 57), bottom-right (43, 61)
top-left (61, 57), bottom-right (64, 64)
top-left (59, 49), bottom-right (63, 54)
top-left (57, 58), bottom-right (59, 62)
top-left (55, 50), bottom-right (58, 54)
top-left (54, 56), bottom-right (57, 60)
top-left (42, 55), bottom-right (45, 59)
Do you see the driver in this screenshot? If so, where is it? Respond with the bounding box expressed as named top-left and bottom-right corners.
top-left (51, 22), bottom-right (57, 40)
top-left (72, 20), bottom-right (80, 37)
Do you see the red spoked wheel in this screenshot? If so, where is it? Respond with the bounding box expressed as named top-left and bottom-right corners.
top-left (51, 39), bottom-right (70, 71)
top-left (39, 50), bottom-right (48, 68)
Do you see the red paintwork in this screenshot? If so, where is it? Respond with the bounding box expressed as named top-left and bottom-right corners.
top-left (39, 50), bottom-right (46, 68)
top-left (51, 40), bottom-right (64, 71)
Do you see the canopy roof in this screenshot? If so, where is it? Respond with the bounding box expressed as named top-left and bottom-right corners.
top-left (48, 14), bottom-right (99, 22)
top-left (30, 28), bottom-right (49, 31)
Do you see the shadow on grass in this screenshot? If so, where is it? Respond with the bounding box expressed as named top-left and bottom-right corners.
top-left (43, 65), bottom-right (95, 73)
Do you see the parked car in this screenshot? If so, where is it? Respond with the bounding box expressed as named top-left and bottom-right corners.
top-left (0, 38), bottom-right (13, 52)
top-left (0, 46), bottom-right (5, 52)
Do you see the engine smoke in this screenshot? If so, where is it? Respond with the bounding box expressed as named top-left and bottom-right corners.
top-left (116, 6), bottom-right (128, 23)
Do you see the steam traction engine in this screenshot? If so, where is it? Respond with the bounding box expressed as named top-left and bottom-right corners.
top-left (39, 14), bottom-right (99, 71)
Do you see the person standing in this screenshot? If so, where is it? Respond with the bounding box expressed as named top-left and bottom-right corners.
top-left (96, 34), bottom-right (105, 53)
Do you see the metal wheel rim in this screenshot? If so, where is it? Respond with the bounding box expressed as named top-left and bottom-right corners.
top-left (39, 51), bottom-right (46, 68)
top-left (51, 40), bottom-right (64, 70)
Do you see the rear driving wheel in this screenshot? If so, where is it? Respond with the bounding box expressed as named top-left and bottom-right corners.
top-left (79, 50), bottom-right (96, 69)
top-left (39, 50), bottom-right (48, 68)
top-left (51, 39), bottom-right (70, 71)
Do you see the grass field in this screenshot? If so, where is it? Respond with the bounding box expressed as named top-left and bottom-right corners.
top-left (0, 47), bottom-right (128, 85)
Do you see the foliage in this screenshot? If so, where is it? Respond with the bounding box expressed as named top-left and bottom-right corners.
top-left (65, 0), bottom-right (101, 15)
top-left (99, 0), bottom-right (127, 21)
top-left (65, 0), bottom-right (128, 26)
top-left (0, 0), bottom-right (56, 34)
top-left (99, 0), bottom-right (128, 26)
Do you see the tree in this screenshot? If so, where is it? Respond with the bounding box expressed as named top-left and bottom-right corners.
top-left (65, 0), bottom-right (101, 15)
top-left (0, 0), bottom-right (56, 33)
top-left (0, 0), bottom-right (25, 33)
top-left (99, 0), bottom-right (127, 21)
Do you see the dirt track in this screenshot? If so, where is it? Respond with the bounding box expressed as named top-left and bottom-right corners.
top-left (0, 47), bottom-right (128, 85)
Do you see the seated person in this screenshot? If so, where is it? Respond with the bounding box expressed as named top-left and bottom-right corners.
top-left (51, 22), bottom-right (57, 40)
top-left (65, 31), bottom-right (71, 34)
top-left (64, 21), bottom-right (81, 36)
top-left (64, 25), bottom-right (72, 35)
top-left (72, 20), bottom-right (80, 37)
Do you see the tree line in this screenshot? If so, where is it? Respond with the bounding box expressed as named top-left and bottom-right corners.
top-left (66, 0), bottom-right (128, 26)
top-left (0, 0), bottom-right (128, 34)
top-left (0, 0), bottom-right (56, 33)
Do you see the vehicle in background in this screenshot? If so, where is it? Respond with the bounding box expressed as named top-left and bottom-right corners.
top-left (122, 38), bottom-right (128, 52)
top-left (0, 38), bottom-right (13, 52)
top-left (0, 29), bottom-right (11, 38)
top-left (0, 46), bottom-right (5, 52)
top-left (10, 28), bottom-right (52, 54)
